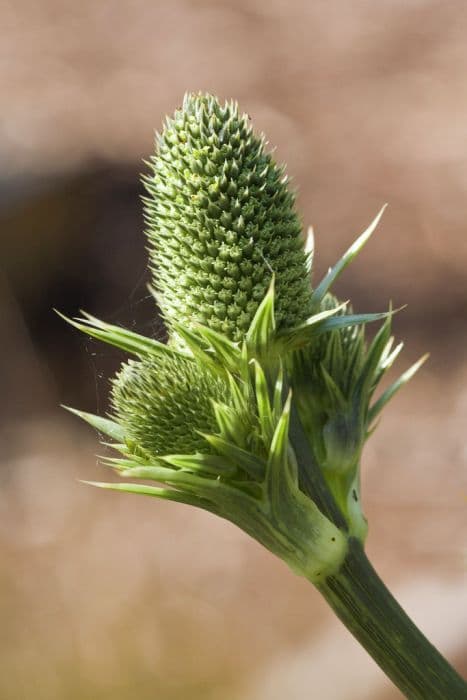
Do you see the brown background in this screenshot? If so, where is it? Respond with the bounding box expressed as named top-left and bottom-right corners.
top-left (1, 2), bottom-right (466, 698)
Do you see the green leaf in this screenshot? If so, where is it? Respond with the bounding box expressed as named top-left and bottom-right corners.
top-left (353, 315), bottom-right (392, 400)
top-left (290, 301), bottom-right (349, 332)
top-left (246, 276), bottom-right (276, 353)
top-left (63, 406), bottom-right (126, 442)
top-left (201, 434), bottom-right (265, 480)
top-left (304, 225), bottom-right (314, 275)
top-left (212, 401), bottom-right (246, 444)
top-left (311, 204), bottom-right (387, 306)
top-left (278, 310), bottom-right (393, 353)
top-left (160, 453), bottom-right (237, 477)
top-left (113, 464), bottom-right (223, 499)
top-left (225, 371), bottom-right (249, 415)
top-left (320, 366), bottom-right (347, 410)
top-left (251, 359), bottom-right (274, 442)
top-left (266, 391), bottom-right (294, 508)
top-left (272, 363), bottom-right (285, 423)
top-left (380, 340), bottom-right (404, 372)
top-left (57, 311), bottom-right (183, 360)
top-left (368, 354), bottom-right (429, 424)
top-left (191, 323), bottom-right (241, 372)
top-left (172, 322), bottom-right (222, 374)
top-left (81, 480), bottom-right (208, 508)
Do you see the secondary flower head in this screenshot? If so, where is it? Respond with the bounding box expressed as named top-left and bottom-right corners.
top-left (111, 354), bottom-right (230, 456)
top-left (143, 93), bottom-right (313, 341)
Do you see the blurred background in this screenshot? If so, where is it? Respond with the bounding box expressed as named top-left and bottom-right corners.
top-left (1, 1), bottom-right (467, 698)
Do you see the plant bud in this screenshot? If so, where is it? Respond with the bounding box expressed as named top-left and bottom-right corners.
top-left (144, 93), bottom-right (312, 341)
top-left (111, 354), bottom-right (229, 456)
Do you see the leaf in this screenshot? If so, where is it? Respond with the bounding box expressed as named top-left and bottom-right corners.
top-left (57, 311), bottom-right (182, 360)
top-left (272, 363), bottom-right (285, 423)
top-left (368, 354), bottom-right (429, 424)
top-left (62, 406), bottom-right (126, 442)
top-left (212, 401), bottom-right (246, 444)
top-left (293, 301), bottom-right (349, 330)
top-left (380, 340), bottom-right (404, 372)
top-left (172, 322), bottom-right (222, 374)
top-left (160, 453), bottom-right (237, 477)
top-left (266, 391), bottom-right (293, 508)
top-left (191, 323), bottom-right (241, 371)
top-left (246, 276), bottom-right (276, 353)
top-left (225, 371), bottom-right (249, 415)
top-left (352, 314), bottom-right (392, 400)
top-left (80, 480), bottom-right (208, 508)
top-left (311, 204), bottom-right (387, 306)
top-left (97, 455), bottom-right (144, 471)
top-left (278, 310), bottom-right (393, 353)
top-left (305, 225), bottom-right (314, 275)
top-left (201, 434), bottom-right (265, 480)
top-left (251, 359), bottom-right (274, 441)
top-left (320, 366), bottom-right (347, 410)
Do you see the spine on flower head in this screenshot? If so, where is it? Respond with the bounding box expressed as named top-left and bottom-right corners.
top-left (143, 93), bottom-right (313, 342)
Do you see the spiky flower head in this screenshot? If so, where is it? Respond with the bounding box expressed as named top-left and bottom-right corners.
top-left (111, 354), bottom-right (230, 457)
top-left (143, 93), bottom-right (313, 341)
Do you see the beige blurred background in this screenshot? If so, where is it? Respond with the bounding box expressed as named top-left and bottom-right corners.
top-left (1, 1), bottom-right (467, 698)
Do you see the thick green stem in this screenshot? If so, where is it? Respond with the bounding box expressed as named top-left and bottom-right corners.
top-left (315, 538), bottom-right (467, 699)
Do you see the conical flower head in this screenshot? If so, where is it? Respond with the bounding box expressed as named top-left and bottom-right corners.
top-left (111, 353), bottom-right (229, 456)
top-left (144, 93), bottom-right (313, 342)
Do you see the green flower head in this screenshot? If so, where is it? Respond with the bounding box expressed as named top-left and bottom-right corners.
top-left (111, 354), bottom-right (230, 457)
top-left (143, 92), bottom-right (313, 341)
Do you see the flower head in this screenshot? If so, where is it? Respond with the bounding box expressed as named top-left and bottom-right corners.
top-left (111, 354), bottom-right (230, 457)
top-left (143, 93), bottom-right (313, 341)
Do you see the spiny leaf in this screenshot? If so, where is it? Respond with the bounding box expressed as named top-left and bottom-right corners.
top-left (57, 311), bottom-right (182, 360)
top-left (212, 401), bottom-right (246, 444)
top-left (160, 453), bottom-right (237, 477)
top-left (272, 363), bottom-right (285, 423)
top-left (63, 406), bottom-right (126, 442)
top-left (201, 434), bottom-right (265, 480)
top-left (81, 480), bottom-right (209, 508)
top-left (305, 226), bottom-right (314, 275)
top-left (311, 204), bottom-right (387, 306)
top-left (266, 391), bottom-right (294, 509)
top-left (320, 366), bottom-right (347, 411)
top-left (368, 354), bottom-right (429, 424)
top-left (251, 359), bottom-right (274, 442)
top-left (352, 314), bottom-right (392, 400)
top-left (246, 276), bottom-right (276, 354)
top-left (278, 309), bottom-right (393, 353)
top-left (226, 371), bottom-right (249, 414)
top-left (172, 322), bottom-right (221, 372)
top-left (191, 323), bottom-right (241, 371)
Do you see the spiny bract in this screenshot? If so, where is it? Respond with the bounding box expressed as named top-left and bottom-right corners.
top-left (111, 353), bottom-right (230, 456)
top-left (143, 93), bottom-right (313, 342)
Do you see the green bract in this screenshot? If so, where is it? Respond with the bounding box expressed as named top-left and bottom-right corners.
top-left (62, 93), bottom-right (426, 581)
top-left (143, 93), bottom-right (313, 341)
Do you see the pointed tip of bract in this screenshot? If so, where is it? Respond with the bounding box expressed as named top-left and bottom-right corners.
top-left (311, 204), bottom-right (388, 306)
top-left (79, 480), bottom-right (109, 488)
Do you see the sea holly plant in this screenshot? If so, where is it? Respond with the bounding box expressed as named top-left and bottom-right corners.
top-left (63, 94), bottom-right (466, 698)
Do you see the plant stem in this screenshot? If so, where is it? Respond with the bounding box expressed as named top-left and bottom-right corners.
top-left (315, 537), bottom-right (467, 699)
